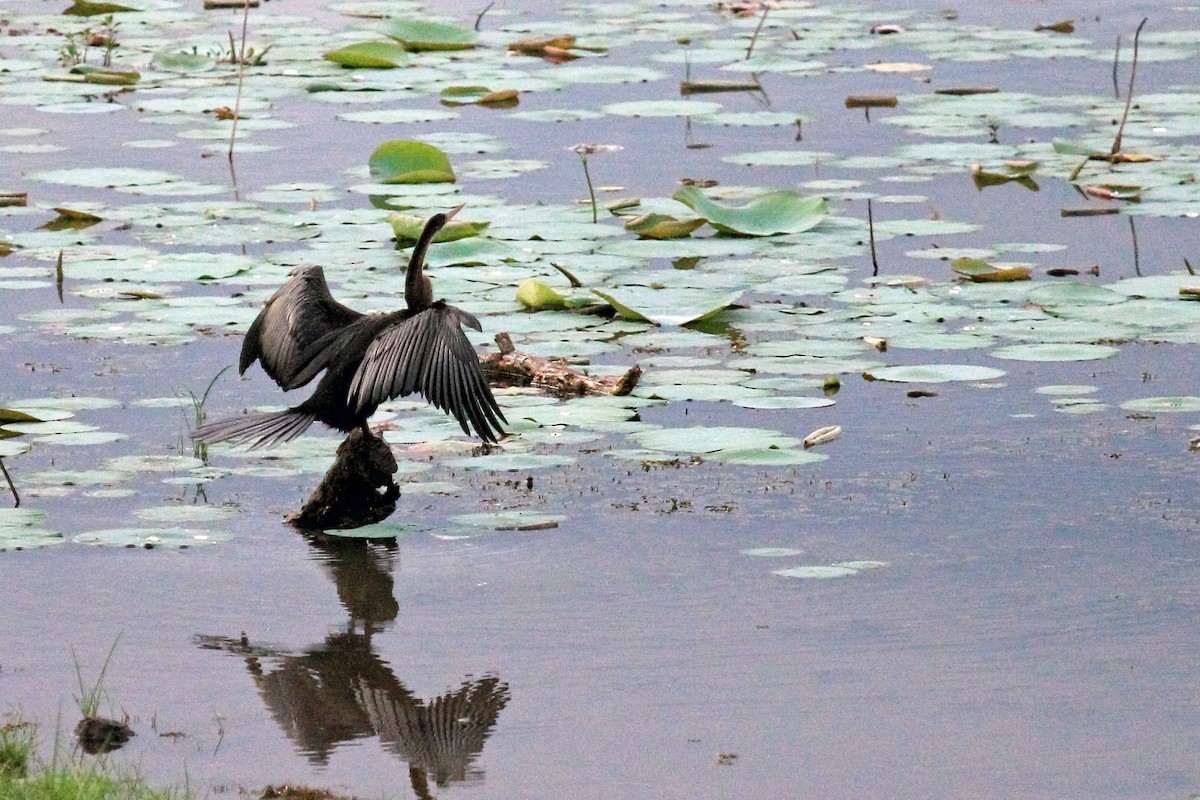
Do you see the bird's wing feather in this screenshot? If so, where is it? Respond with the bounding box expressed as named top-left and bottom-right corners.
top-left (240, 266), bottom-right (362, 389)
top-left (349, 304), bottom-right (506, 442)
top-left (285, 313), bottom-right (388, 391)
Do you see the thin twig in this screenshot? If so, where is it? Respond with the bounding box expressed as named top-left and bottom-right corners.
top-left (1111, 17), bottom-right (1147, 156)
top-left (227, 0), bottom-right (251, 160)
top-left (1184, 257), bottom-right (1195, 276)
top-left (1, 457), bottom-right (19, 508)
top-left (745, 4), bottom-right (770, 60)
top-left (474, 1), bottom-right (494, 32)
top-left (579, 156), bottom-right (597, 223)
top-left (55, 249), bottom-right (64, 303)
top-left (1129, 216), bottom-right (1141, 277)
top-left (867, 198), bottom-right (879, 277)
top-left (1111, 34), bottom-right (1121, 99)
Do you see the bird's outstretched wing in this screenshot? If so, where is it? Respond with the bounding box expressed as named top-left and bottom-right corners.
top-left (349, 303), bottom-right (506, 443)
top-left (240, 265), bottom-right (362, 389)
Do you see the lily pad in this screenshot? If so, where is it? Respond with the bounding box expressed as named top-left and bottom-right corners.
top-left (379, 18), bottom-right (479, 51)
top-left (865, 364), bottom-right (1007, 383)
top-left (592, 286), bottom-right (742, 326)
top-left (73, 527), bottom-right (231, 548)
top-left (369, 140), bottom-right (456, 184)
top-left (672, 186), bottom-right (827, 236)
top-left (323, 41), bottom-right (410, 68)
top-left (990, 343), bottom-right (1120, 362)
top-left (1119, 396), bottom-right (1200, 413)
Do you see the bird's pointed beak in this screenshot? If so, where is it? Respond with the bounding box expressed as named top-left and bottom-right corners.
top-left (444, 203), bottom-right (464, 222)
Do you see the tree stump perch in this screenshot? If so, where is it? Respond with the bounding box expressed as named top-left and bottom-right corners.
top-left (286, 428), bottom-right (400, 531)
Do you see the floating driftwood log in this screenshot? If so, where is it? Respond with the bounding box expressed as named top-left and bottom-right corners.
top-left (479, 332), bottom-right (641, 398)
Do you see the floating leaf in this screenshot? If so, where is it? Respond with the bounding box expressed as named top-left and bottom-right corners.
top-left (602, 99), bottom-right (722, 117)
top-left (322, 41), bottom-right (409, 68)
top-left (803, 425), bottom-right (842, 448)
top-left (990, 343), bottom-right (1119, 362)
top-left (516, 279), bottom-right (569, 310)
top-left (1120, 396), bottom-right (1200, 413)
top-left (592, 286), bottom-right (742, 326)
top-left (773, 565), bottom-right (859, 579)
top-left (63, 0), bottom-right (134, 14)
top-left (632, 426), bottom-right (798, 454)
top-left (368, 140), bottom-right (455, 184)
top-left (623, 213), bottom-right (705, 239)
top-left (379, 18), bottom-right (478, 51)
top-left (671, 185), bottom-right (827, 236)
top-left (951, 257), bottom-right (1031, 283)
top-left (387, 211), bottom-right (487, 242)
top-left (971, 161), bottom-right (1039, 190)
top-left (73, 527), bottom-right (231, 548)
top-left (865, 364), bottom-right (1006, 383)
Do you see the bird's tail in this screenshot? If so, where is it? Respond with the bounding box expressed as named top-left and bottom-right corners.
top-left (192, 408), bottom-right (316, 450)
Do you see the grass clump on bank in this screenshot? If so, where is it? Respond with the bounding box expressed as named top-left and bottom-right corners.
top-left (0, 715), bottom-right (188, 800)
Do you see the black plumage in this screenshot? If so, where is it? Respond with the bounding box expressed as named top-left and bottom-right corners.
top-left (193, 207), bottom-right (506, 450)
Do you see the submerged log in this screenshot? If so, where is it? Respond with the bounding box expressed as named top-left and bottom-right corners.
top-left (479, 332), bottom-right (641, 398)
top-left (286, 428), bottom-right (399, 531)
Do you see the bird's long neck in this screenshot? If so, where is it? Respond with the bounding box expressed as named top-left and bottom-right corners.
top-left (405, 215), bottom-right (442, 313)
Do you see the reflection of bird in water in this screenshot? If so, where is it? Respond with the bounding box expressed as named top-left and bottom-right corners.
top-left (194, 531), bottom-right (510, 792)
top-left (194, 206), bottom-right (506, 449)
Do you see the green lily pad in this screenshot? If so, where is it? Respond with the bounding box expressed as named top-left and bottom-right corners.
top-left (1120, 396), bottom-right (1200, 413)
top-left (990, 343), bottom-right (1120, 362)
top-left (63, 0), bottom-right (134, 15)
top-left (387, 211), bottom-right (488, 242)
top-left (865, 364), bottom-right (1007, 383)
top-left (516, 279), bottom-right (568, 310)
top-left (632, 426), bottom-right (798, 454)
top-left (672, 185), bottom-right (827, 236)
top-left (592, 287), bottom-right (742, 326)
top-left (742, 547), bottom-right (805, 557)
top-left (706, 448), bottom-right (828, 466)
top-left (601, 99), bottom-right (722, 117)
top-left (448, 510), bottom-right (566, 530)
top-left (623, 213), bottom-right (706, 239)
top-left (773, 565), bottom-right (859, 579)
top-left (323, 41), bottom-right (410, 68)
top-left (369, 140), bottom-right (456, 184)
top-left (73, 527), bottom-right (231, 548)
top-left (379, 17), bottom-right (479, 51)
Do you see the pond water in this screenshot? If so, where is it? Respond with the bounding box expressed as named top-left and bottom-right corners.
top-left (1, 0), bottom-right (1199, 798)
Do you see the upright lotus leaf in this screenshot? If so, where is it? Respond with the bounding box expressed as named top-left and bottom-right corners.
top-left (623, 213), bottom-right (705, 239)
top-left (369, 140), bottom-right (455, 184)
top-left (386, 211), bottom-right (488, 243)
top-left (380, 18), bottom-right (478, 51)
top-left (951, 257), bottom-right (1031, 283)
top-left (516, 279), bottom-right (568, 310)
top-left (323, 41), bottom-right (409, 68)
top-left (671, 185), bottom-right (826, 236)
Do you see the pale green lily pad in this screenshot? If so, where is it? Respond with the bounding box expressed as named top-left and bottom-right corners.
top-left (1034, 384), bottom-right (1098, 395)
top-left (593, 287), bottom-right (741, 326)
top-left (0, 509), bottom-right (63, 551)
top-left (1119, 396), bottom-right (1200, 413)
top-left (447, 510), bottom-right (565, 530)
top-left (25, 469), bottom-right (130, 486)
top-left (990, 343), bottom-right (1120, 362)
top-left (320, 521), bottom-right (426, 539)
top-left (134, 505), bottom-right (235, 523)
top-left (444, 453), bottom-right (577, 471)
top-left (865, 364), bottom-right (1007, 383)
top-left (742, 547), bottom-right (804, 557)
top-left (602, 99), bottom-right (722, 117)
top-left (369, 140), bottom-right (456, 184)
top-left (516, 279), bottom-right (568, 310)
top-left (732, 395), bottom-right (836, 410)
top-left (632, 426), bottom-right (798, 454)
top-left (773, 565), bottom-right (859, 579)
top-left (32, 431), bottom-right (126, 446)
top-left (323, 41), bottom-right (410, 68)
top-left (706, 448), bottom-right (828, 466)
top-left (672, 186), bottom-right (827, 236)
top-left (73, 527), bottom-right (231, 548)
top-left (380, 18), bottom-right (479, 51)
top-left (339, 108), bottom-right (459, 124)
